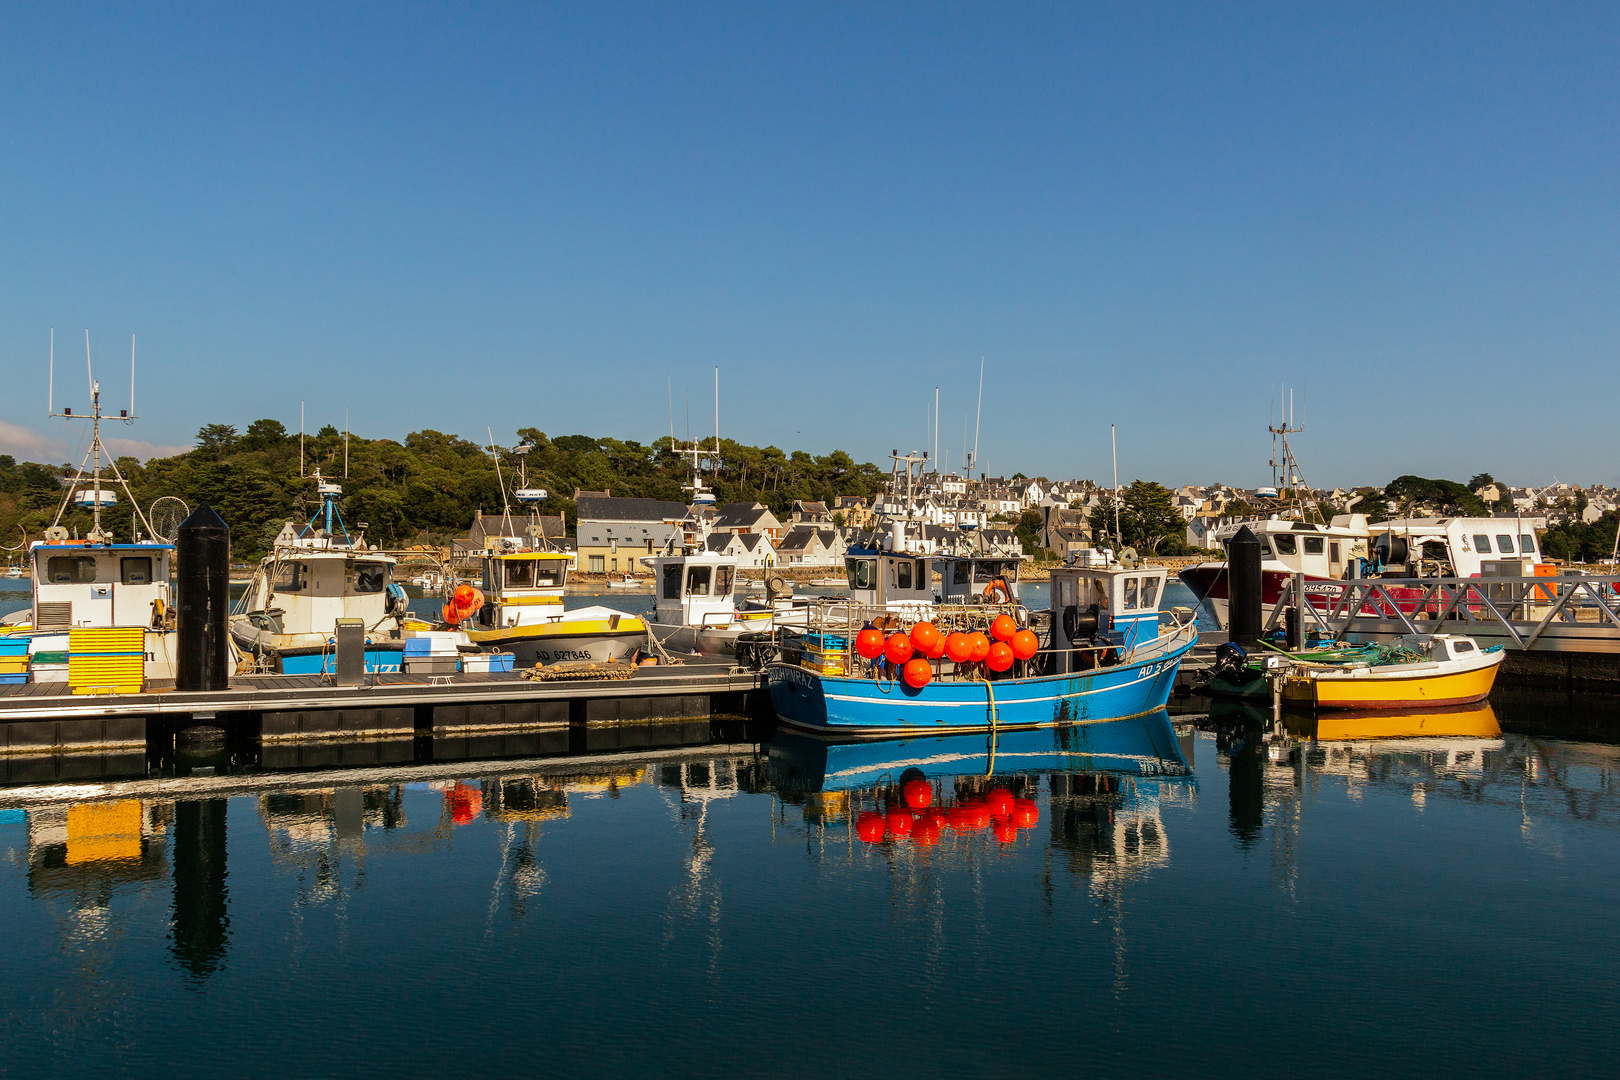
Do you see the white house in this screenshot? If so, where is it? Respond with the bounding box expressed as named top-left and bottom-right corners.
top-left (705, 531), bottom-right (776, 569)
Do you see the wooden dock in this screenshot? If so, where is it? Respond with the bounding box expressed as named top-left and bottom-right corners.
top-left (0, 660), bottom-right (768, 755)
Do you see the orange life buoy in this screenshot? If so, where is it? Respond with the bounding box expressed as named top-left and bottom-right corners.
top-left (982, 577), bottom-right (1013, 604)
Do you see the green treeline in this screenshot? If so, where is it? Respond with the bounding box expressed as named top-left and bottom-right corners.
top-left (0, 420), bottom-right (889, 561)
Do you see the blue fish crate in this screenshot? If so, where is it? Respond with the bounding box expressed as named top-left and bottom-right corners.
top-left (0, 640), bottom-right (30, 657)
top-left (804, 632), bottom-right (849, 653)
top-left (0, 673), bottom-right (29, 685)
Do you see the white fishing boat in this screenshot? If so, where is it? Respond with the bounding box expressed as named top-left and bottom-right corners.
top-left (230, 472), bottom-right (410, 674)
top-left (8, 334), bottom-right (182, 685)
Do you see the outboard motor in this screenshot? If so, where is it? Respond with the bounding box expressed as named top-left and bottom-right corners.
top-left (1210, 641), bottom-right (1249, 683)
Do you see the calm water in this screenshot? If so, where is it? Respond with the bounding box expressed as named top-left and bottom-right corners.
top-left (2, 710), bottom-right (1617, 1076)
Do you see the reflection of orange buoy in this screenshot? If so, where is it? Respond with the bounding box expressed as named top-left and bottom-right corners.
top-left (903, 657), bottom-right (932, 689)
top-left (912, 820), bottom-right (942, 846)
top-left (449, 783), bottom-right (483, 824)
top-left (855, 627), bottom-right (885, 659)
top-left (857, 811), bottom-right (886, 842)
top-left (994, 820), bottom-right (1018, 843)
top-left (986, 788), bottom-right (1014, 816)
top-left (885, 809), bottom-right (913, 835)
top-left (1012, 798), bottom-right (1039, 828)
top-left (986, 641), bottom-right (1014, 672)
top-left (884, 634), bottom-right (914, 665)
top-left (966, 632), bottom-right (991, 663)
top-left (902, 779), bottom-right (932, 809)
top-left (990, 614), bottom-right (1017, 642)
top-left (944, 632), bottom-right (972, 663)
top-left (1010, 628), bottom-right (1039, 660)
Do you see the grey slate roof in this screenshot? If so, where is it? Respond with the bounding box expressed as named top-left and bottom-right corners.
top-left (576, 495), bottom-right (688, 523)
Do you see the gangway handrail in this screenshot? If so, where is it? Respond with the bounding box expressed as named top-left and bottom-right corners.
top-left (1264, 573), bottom-right (1620, 650)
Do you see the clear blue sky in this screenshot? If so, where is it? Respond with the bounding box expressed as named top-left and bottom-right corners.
top-left (3, 2), bottom-right (1616, 489)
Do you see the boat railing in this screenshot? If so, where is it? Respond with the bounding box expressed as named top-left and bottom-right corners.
top-left (1267, 572), bottom-right (1620, 651)
top-left (777, 597), bottom-right (1197, 680)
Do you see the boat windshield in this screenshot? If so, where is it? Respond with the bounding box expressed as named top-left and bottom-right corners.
top-left (847, 558), bottom-right (875, 590)
top-left (46, 555), bottom-right (98, 584)
top-left (353, 561), bottom-right (389, 593)
top-left (973, 559), bottom-right (1018, 584)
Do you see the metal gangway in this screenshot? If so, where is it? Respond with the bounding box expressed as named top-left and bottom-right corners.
top-left (1268, 572), bottom-right (1620, 654)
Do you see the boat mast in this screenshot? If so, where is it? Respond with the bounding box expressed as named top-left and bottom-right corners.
top-left (49, 330), bottom-right (156, 542)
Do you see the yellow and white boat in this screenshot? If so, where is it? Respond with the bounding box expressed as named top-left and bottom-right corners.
top-left (1281, 633), bottom-right (1502, 711)
top-left (461, 549), bottom-right (646, 666)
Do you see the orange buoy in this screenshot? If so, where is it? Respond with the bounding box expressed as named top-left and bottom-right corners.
top-left (857, 811), bottom-right (886, 842)
top-left (986, 641), bottom-right (1014, 672)
top-left (902, 778), bottom-right (932, 809)
top-left (902, 657), bottom-right (933, 689)
top-left (944, 632), bottom-right (972, 663)
top-left (454, 584), bottom-right (479, 608)
top-left (884, 633), bottom-right (915, 665)
top-left (855, 627), bottom-right (885, 660)
top-left (442, 603), bottom-right (459, 624)
top-left (921, 633), bottom-right (948, 660)
top-left (990, 613), bottom-right (1017, 642)
top-left (1010, 628), bottom-right (1039, 660)
top-left (966, 632), bottom-right (991, 663)
top-left (910, 621), bottom-right (941, 655)
top-left (885, 809), bottom-right (913, 835)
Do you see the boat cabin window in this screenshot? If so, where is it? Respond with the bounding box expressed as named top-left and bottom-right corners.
top-left (847, 559), bottom-right (875, 590)
top-left (953, 561), bottom-right (971, 586)
top-left (1141, 576), bottom-right (1159, 609)
top-left (353, 561), bottom-right (388, 593)
top-left (663, 564), bottom-right (682, 600)
top-left (687, 565), bottom-right (712, 597)
top-left (1473, 534), bottom-right (1491, 553)
top-left (1123, 578), bottom-right (1139, 610)
top-left (1273, 535), bottom-right (1296, 556)
top-left (896, 560), bottom-right (913, 590)
top-left (47, 556), bottom-right (98, 584)
top-left (973, 560), bottom-right (1017, 584)
top-left (120, 557), bottom-right (152, 585)
top-left (1303, 536), bottom-right (1323, 555)
top-left (1497, 535), bottom-right (1516, 555)
top-left (504, 560), bottom-right (535, 588)
top-left (1330, 542), bottom-right (1340, 562)
top-left (271, 561), bottom-right (302, 592)
top-left (1454, 640), bottom-right (1475, 653)
top-left (1521, 534), bottom-right (1537, 556)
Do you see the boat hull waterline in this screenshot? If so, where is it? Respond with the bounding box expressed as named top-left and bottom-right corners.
top-left (768, 631), bottom-right (1196, 736)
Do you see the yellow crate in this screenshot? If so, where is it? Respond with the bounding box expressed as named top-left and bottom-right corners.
top-left (804, 659), bottom-right (847, 676)
top-left (68, 655), bottom-right (144, 694)
top-left (68, 627), bottom-right (145, 654)
top-left (0, 659), bottom-right (28, 674)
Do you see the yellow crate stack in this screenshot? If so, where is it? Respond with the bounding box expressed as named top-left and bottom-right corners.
top-left (68, 627), bottom-right (146, 695)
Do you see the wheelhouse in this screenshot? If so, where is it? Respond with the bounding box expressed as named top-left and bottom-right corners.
top-left (843, 548), bottom-right (933, 610)
top-left (938, 555), bottom-right (1023, 603)
top-left (30, 540), bottom-right (172, 631)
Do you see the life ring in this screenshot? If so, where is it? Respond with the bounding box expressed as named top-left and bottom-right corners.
top-left (982, 578), bottom-right (1013, 604)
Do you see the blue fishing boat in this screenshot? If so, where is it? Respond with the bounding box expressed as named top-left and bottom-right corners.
top-left (766, 530), bottom-right (1197, 736)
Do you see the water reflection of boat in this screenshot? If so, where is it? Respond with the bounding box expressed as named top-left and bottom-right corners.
top-left (766, 712), bottom-right (1191, 794)
top-left (1283, 701), bottom-right (1502, 743)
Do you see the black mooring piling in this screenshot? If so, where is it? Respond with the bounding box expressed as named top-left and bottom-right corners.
top-left (176, 503), bottom-right (230, 692)
top-left (1228, 524), bottom-right (1263, 648)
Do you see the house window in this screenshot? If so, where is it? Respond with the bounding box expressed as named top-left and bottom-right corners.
top-left (588, 555), bottom-right (605, 573)
top-left (1303, 536), bottom-right (1324, 555)
top-left (120, 557), bottom-right (153, 585)
top-left (1497, 535), bottom-right (1515, 554)
top-left (1474, 534), bottom-right (1492, 554)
